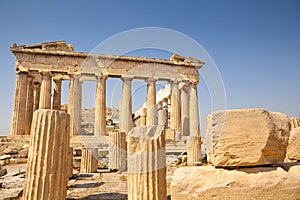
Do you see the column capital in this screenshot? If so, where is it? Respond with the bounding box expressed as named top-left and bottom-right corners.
top-left (40, 71), bottom-right (52, 77)
top-left (189, 79), bottom-right (199, 86)
top-left (121, 76), bottom-right (133, 82)
top-left (145, 77), bottom-right (156, 83)
top-left (96, 74), bottom-right (108, 81)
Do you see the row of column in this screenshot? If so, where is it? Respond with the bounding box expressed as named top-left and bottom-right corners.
top-left (120, 77), bottom-right (200, 137)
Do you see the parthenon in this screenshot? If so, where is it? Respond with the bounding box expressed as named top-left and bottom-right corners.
top-left (10, 41), bottom-right (204, 138)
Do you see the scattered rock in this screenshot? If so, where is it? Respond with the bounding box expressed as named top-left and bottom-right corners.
top-left (4, 148), bottom-right (18, 155)
top-left (73, 156), bottom-right (81, 169)
top-left (286, 127), bottom-right (300, 161)
top-left (0, 155), bottom-right (11, 165)
top-left (205, 109), bottom-right (290, 167)
top-left (171, 166), bottom-right (300, 200)
top-left (0, 168), bottom-right (7, 177)
top-left (73, 148), bottom-right (82, 156)
top-left (0, 188), bottom-right (23, 200)
top-left (18, 149), bottom-right (28, 158)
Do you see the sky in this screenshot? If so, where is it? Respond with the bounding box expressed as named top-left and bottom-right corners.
top-left (0, 0), bottom-right (300, 136)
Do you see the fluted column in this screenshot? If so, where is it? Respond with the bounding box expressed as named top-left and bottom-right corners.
top-left (39, 72), bottom-right (52, 109)
top-left (68, 147), bottom-right (73, 178)
top-left (10, 72), bottom-right (28, 135)
top-left (52, 78), bottom-right (62, 110)
top-left (189, 80), bottom-right (200, 136)
top-left (158, 102), bottom-right (168, 127)
top-left (68, 75), bottom-right (82, 136)
top-left (23, 110), bottom-right (70, 200)
top-left (120, 77), bottom-right (133, 133)
top-left (32, 82), bottom-right (40, 112)
top-left (81, 147), bottom-right (98, 173)
top-left (140, 108), bottom-right (147, 126)
top-left (95, 75), bottom-right (107, 136)
top-left (187, 136), bottom-right (202, 166)
top-left (25, 76), bottom-right (34, 135)
top-left (146, 78), bottom-right (157, 126)
top-left (109, 131), bottom-right (127, 171)
top-left (181, 83), bottom-right (190, 136)
top-left (127, 125), bottom-right (166, 200)
top-left (170, 81), bottom-right (181, 140)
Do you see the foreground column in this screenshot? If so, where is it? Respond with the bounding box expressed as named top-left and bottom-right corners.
top-left (95, 75), bottom-right (107, 136)
top-left (109, 131), bottom-right (127, 171)
top-left (81, 147), bottom-right (98, 173)
top-left (10, 72), bottom-right (28, 135)
top-left (181, 83), bottom-right (190, 136)
top-left (146, 78), bottom-right (157, 126)
top-left (23, 110), bottom-right (70, 200)
top-left (120, 77), bottom-right (133, 133)
top-left (170, 81), bottom-right (181, 140)
top-left (39, 72), bottom-right (52, 109)
top-left (52, 78), bottom-right (62, 110)
top-left (68, 75), bottom-right (82, 136)
top-left (127, 126), bottom-right (166, 200)
top-left (25, 76), bottom-right (34, 135)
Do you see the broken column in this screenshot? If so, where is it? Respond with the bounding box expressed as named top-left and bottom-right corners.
top-left (23, 109), bottom-right (70, 200)
top-left (187, 136), bottom-right (202, 166)
top-left (81, 147), bottom-right (98, 173)
top-left (158, 102), bottom-right (168, 127)
top-left (10, 71), bottom-right (28, 135)
top-left (127, 125), bottom-right (166, 200)
top-left (290, 118), bottom-right (300, 130)
top-left (140, 108), bottom-right (147, 126)
top-left (95, 75), bottom-right (107, 136)
top-left (109, 131), bottom-right (127, 171)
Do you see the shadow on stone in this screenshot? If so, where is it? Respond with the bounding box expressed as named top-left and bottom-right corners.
top-left (71, 182), bottom-right (104, 188)
top-left (67, 192), bottom-right (128, 200)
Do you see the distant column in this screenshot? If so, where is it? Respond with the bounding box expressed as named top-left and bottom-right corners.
top-left (95, 75), bottom-right (107, 136)
top-left (140, 108), bottom-right (147, 126)
top-left (120, 77), bottom-right (133, 133)
top-left (187, 136), bottom-right (202, 166)
top-left (146, 78), bottom-right (157, 126)
top-left (25, 76), bottom-right (34, 135)
top-left (81, 147), bottom-right (98, 173)
top-left (170, 81), bottom-right (181, 140)
top-left (39, 72), bottom-right (52, 109)
top-left (52, 78), bottom-right (62, 110)
top-left (158, 102), bottom-right (168, 127)
top-left (10, 72), bottom-right (28, 135)
top-left (68, 75), bottom-right (82, 136)
top-left (181, 83), bottom-right (190, 136)
top-left (32, 82), bottom-right (41, 112)
top-left (189, 80), bottom-right (200, 137)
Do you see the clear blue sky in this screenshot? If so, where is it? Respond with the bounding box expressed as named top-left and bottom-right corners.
top-left (0, 0), bottom-right (300, 136)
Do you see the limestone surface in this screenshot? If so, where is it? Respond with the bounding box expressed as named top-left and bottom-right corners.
top-left (171, 165), bottom-right (300, 200)
top-left (286, 127), bottom-right (300, 161)
top-left (205, 109), bottom-right (290, 167)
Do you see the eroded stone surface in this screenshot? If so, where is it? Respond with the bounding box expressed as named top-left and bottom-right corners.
top-left (205, 109), bottom-right (290, 167)
top-left (286, 127), bottom-right (300, 161)
top-left (171, 165), bottom-right (300, 200)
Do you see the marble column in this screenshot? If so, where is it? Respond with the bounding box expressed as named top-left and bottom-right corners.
top-left (23, 110), bottom-right (70, 200)
top-left (95, 75), bottom-right (107, 136)
top-left (68, 75), bottom-right (82, 136)
top-left (158, 102), bottom-right (168, 127)
top-left (109, 131), bottom-right (127, 171)
top-left (10, 72), bottom-right (28, 135)
top-left (25, 76), bottom-right (34, 135)
top-left (32, 82), bottom-right (40, 112)
top-left (181, 83), bottom-right (190, 136)
top-left (140, 108), bottom-right (147, 126)
top-left (120, 77), bottom-right (133, 133)
top-left (170, 81), bottom-right (181, 140)
top-left (81, 147), bottom-right (98, 173)
top-left (146, 78), bottom-right (157, 126)
top-left (189, 80), bottom-right (200, 137)
top-left (52, 78), bottom-right (62, 110)
top-left (39, 72), bottom-right (52, 109)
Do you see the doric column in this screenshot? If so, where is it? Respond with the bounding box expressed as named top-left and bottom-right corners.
top-left (23, 110), bottom-right (70, 200)
top-left (127, 126), bottom-right (166, 200)
top-left (170, 81), bottom-right (181, 140)
top-left (158, 102), bottom-right (168, 127)
top-left (95, 75), bottom-right (107, 136)
top-left (68, 75), bottom-right (82, 136)
top-left (187, 136), bottom-right (202, 166)
top-left (109, 131), bottom-right (127, 171)
top-left (10, 72), bottom-right (28, 135)
top-left (39, 72), bottom-right (52, 109)
top-left (52, 78), bottom-right (62, 110)
top-left (189, 80), bottom-right (200, 137)
top-left (146, 78), bottom-right (157, 126)
top-left (81, 147), bottom-right (98, 173)
top-left (32, 82), bottom-right (40, 112)
top-left (25, 76), bottom-right (34, 135)
top-left (120, 77), bottom-right (133, 133)
top-left (181, 83), bottom-right (190, 136)
top-left (140, 108), bottom-right (147, 126)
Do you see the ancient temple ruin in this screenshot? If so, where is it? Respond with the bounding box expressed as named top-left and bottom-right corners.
top-left (10, 41), bottom-right (204, 139)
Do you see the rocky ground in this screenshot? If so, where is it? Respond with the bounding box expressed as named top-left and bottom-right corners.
top-left (0, 163), bottom-right (177, 200)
